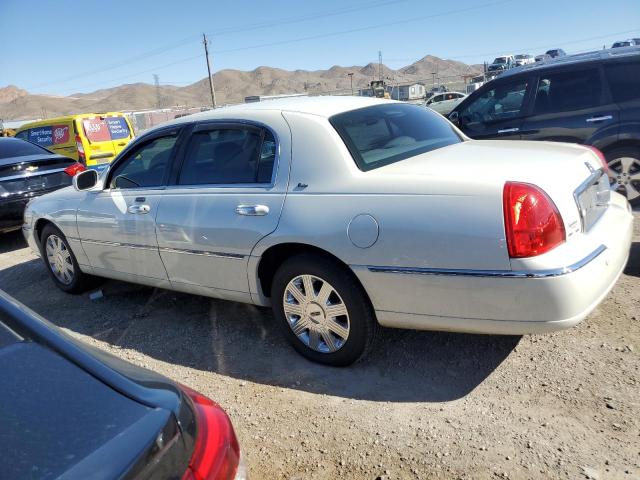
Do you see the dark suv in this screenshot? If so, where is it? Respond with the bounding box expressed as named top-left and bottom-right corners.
top-left (450, 46), bottom-right (640, 205)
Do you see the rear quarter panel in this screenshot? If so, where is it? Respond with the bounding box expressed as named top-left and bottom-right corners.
top-left (252, 112), bottom-right (510, 272)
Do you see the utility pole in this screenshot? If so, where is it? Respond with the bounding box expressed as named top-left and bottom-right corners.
top-left (202, 33), bottom-right (217, 108)
top-left (378, 50), bottom-right (383, 82)
top-left (153, 74), bottom-right (161, 109)
top-left (347, 72), bottom-right (354, 95)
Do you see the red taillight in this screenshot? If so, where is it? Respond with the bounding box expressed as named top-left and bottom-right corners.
top-left (503, 182), bottom-right (566, 258)
top-left (63, 162), bottom-right (86, 177)
top-left (585, 145), bottom-right (608, 173)
top-left (75, 135), bottom-right (86, 163)
top-left (180, 385), bottom-right (240, 480)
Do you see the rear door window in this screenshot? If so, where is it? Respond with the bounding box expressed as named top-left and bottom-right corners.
top-left (604, 61), bottom-right (640, 103)
top-left (82, 116), bottom-right (131, 142)
top-left (533, 68), bottom-right (602, 114)
top-left (105, 116), bottom-right (131, 139)
top-left (178, 126), bottom-right (274, 185)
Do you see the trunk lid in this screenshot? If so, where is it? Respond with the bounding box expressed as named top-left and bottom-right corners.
top-left (378, 139), bottom-right (609, 237)
top-left (0, 154), bottom-right (75, 198)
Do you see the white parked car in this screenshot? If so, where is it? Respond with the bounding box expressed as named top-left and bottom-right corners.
top-left (514, 54), bottom-right (535, 66)
top-left (22, 97), bottom-right (633, 366)
top-left (425, 92), bottom-right (467, 115)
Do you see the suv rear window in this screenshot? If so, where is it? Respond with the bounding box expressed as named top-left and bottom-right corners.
top-left (330, 104), bottom-right (461, 171)
top-left (605, 61), bottom-right (640, 103)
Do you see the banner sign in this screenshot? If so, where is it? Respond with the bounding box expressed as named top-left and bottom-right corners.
top-left (105, 117), bottom-right (130, 139)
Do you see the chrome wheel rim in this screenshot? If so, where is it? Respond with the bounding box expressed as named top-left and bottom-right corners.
top-left (608, 156), bottom-right (640, 202)
top-left (45, 234), bottom-right (74, 285)
top-left (283, 275), bottom-right (350, 353)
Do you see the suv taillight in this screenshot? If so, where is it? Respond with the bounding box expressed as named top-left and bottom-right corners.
top-left (75, 135), bottom-right (86, 164)
top-left (503, 182), bottom-right (566, 258)
top-left (584, 145), bottom-right (609, 173)
top-left (180, 385), bottom-right (241, 480)
top-left (63, 162), bottom-right (86, 176)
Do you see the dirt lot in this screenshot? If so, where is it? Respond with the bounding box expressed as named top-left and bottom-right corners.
top-left (0, 216), bottom-right (638, 480)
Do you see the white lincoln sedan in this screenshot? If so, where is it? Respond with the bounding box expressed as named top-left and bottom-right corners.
top-left (23, 97), bottom-right (633, 365)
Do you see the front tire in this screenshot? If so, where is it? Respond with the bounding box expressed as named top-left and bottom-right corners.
top-left (271, 253), bottom-right (377, 366)
top-left (606, 146), bottom-right (640, 207)
top-left (40, 224), bottom-right (97, 294)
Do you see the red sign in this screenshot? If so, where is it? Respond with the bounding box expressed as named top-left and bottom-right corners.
top-left (82, 118), bottom-right (110, 142)
top-left (52, 125), bottom-right (70, 144)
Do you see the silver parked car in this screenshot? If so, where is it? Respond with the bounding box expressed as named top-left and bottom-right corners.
top-left (23, 97), bottom-right (633, 366)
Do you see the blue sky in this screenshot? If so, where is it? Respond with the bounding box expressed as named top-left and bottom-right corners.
top-left (1, 0), bottom-right (638, 95)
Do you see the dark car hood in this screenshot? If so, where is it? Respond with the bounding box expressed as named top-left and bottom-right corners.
top-left (0, 341), bottom-right (171, 479)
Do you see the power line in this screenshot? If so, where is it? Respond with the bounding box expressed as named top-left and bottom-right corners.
top-left (24, 0), bottom-right (408, 91)
top-left (211, 0), bottom-right (518, 55)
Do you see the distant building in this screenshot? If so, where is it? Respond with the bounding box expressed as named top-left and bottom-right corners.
top-left (387, 83), bottom-right (426, 101)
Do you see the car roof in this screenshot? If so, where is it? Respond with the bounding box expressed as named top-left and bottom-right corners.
top-left (165, 95), bottom-right (396, 126)
top-left (500, 45), bottom-right (640, 79)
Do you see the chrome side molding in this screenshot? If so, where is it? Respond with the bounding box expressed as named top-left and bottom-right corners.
top-left (366, 245), bottom-right (607, 279)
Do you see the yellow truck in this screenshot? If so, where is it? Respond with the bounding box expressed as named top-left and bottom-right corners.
top-left (15, 113), bottom-right (134, 170)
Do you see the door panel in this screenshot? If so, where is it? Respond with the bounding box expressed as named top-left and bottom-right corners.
top-left (76, 130), bottom-right (181, 281)
top-left (156, 121), bottom-right (289, 296)
top-left (156, 189), bottom-right (285, 293)
top-left (77, 190), bottom-right (167, 279)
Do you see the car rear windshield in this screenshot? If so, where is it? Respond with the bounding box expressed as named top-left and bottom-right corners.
top-left (330, 103), bottom-right (462, 171)
top-left (0, 138), bottom-right (51, 159)
top-left (82, 116), bottom-right (131, 142)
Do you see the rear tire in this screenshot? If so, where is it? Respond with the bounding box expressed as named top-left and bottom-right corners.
top-left (271, 253), bottom-right (377, 366)
top-left (605, 146), bottom-right (640, 207)
top-left (40, 224), bottom-right (99, 294)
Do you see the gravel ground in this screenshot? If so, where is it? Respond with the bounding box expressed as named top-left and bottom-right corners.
top-left (0, 216), bottom-right (638, 480)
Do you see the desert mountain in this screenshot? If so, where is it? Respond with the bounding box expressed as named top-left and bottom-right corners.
top-left (0, 55), bottom-right (481, 120)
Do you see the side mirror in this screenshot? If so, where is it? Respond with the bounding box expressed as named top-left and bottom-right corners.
top-left (448, 111), bottom-right (460, 125)
top-left (73, 169), bottom-right (98, 191)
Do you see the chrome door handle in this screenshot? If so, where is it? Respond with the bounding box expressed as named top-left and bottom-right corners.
top-left (586, 115), bottom-right (613, 123)
top-left (497, 127), bottom-right (519, 134)
top-left (235, 204), bottom-right (269, 216)
top-left (127, 204), bottom-right (151, 214)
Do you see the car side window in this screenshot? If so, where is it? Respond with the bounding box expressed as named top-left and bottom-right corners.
top-left (533, 68), bottom-right (602, 115)
top-left (109, 134), bottom-right (178, 189)
top-left (179, 126), bottom-right (275, 185)
top-left (460, 81), bottom-right (528, 124)
top-left (604, 61), bottom-right (640, 103)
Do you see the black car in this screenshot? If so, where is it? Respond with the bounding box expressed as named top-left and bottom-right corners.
top-left (0, 137), bottom-right (84, 233)
top-left (0, 290), bottom-right (246, 480)
top-left (450, 46), bottom-right (640, 205)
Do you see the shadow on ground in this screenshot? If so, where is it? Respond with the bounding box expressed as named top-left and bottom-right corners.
top-left (624, 242), bottom-right (640, 278)
top-left (1, 256), bottom-right (519, 403)
top-left (0, 230), bottom-right (27, 254)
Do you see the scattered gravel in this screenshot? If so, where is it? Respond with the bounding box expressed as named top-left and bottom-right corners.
top-left (0, 215), bottom-right (638, 479)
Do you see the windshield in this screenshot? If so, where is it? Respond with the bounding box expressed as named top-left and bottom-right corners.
top-left (515, 55), bottom-right (528, 59)
top-left (493, 57), bottom-right (507, 64)
top-left (330, 103), bottom-right (462, 171)
top-left (0, 138), bottom-right (52, 159)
